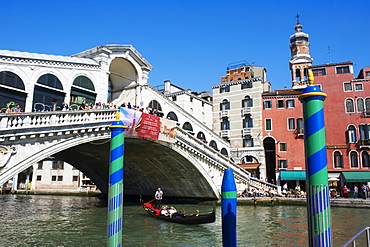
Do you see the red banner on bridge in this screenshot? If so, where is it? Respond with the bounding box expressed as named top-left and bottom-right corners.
top-left (119, 107), bottom-right (176, 143)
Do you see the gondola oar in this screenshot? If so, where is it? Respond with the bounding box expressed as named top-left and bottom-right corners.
top-left (128, 198), bottom-right (155, 217)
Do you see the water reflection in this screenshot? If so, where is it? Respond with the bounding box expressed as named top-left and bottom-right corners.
top-left (0, 195), bottom-right (368, 246)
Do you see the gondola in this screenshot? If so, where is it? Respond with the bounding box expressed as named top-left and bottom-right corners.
top-left (141, 202), bottom-right (216, 224)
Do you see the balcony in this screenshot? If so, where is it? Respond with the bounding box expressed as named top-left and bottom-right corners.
top-left (364, 110), bottom-right (370, 118)
top-left (297, 128), bottom-right (304, 136)
top-left (220, 130), bottom-right (229, 138)
top-left (242, 128), bottom-right (252, 136)
top-left (242, 107), bottom-right (251, 115)
top-left (219, 110), bottom-right (229, 118)
top-left (360, 139), bottom-right (370, 148)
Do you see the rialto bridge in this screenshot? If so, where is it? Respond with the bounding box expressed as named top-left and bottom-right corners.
top-left (0, 45), bottom-right (276, 198)
top-left (0, 109), bottom-right (276, 199)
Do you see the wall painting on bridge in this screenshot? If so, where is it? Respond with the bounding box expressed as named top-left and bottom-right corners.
top-left (119, 108), bottom-right (176, 143)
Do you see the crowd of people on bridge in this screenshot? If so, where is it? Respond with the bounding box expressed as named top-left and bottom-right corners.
top-left (1, 99), bottom-right (165, 118)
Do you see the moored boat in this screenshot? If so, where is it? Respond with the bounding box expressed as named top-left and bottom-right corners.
top-left (142, 202), bottom-right (216, 224)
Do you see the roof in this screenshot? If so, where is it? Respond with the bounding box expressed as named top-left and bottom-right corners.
top-left (262, 89), bottom-right (302, 97)
top-left (310, 61), bottom-right (353, 69)
top-left (0, 49), bottom-right (99, 66)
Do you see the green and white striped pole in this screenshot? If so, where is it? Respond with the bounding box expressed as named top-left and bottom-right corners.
top-left (108, 112), bottom-right (125, 247)
top-left (299, 71), bottom-right (332, 247)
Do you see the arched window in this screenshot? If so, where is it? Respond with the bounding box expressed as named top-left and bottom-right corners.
top-left (33, 74), bottom-right (65, 111)
top-left (243, 117), bottom-right (253, 128)
top-left (333, 151), bottom-right (343, 168)
top-left (209, 140), bottom-right (218, 151)
top-left (70, 75), bottom-right (96, 105)
top-left (357, 98), bottom-right (364, 113)
top-left (149, 100), bottom-right (162, 111)
top-left (366, 98), bottom-right (370, 114)
top-left (0, 71), bottom-right (26, 111)
top-left (348, 125), bottom-right (357, 143)
top-left (221, 148), bottom-right (228, 156)
top-left (295, 68), bottom-right (301, 81)
top-left (350, 151), bottom-right (359, 168)
top-left (197, 132), bottom-right (206, 143)
top-left (220, 99), bottom-right (230, 110)
top-left (242, 96), bottom-right (253, 107)
top-left (362, 151), bottom-right (370, 168)
top-left (166, 111), bottom-right (178, 121)
top-left (345, 98), bottom-right (354, 113)
top-left (182, 122), bottom-right (193, 132)
top-left (240, 155), bottom-right (258, 164)
top-left (304, 68), bottom-right (308, 81)
top-left (359, 124), bottom-right (370, 140)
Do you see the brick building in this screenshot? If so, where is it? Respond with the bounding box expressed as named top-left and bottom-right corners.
top-left (262, 21), bottom-right (370, 193)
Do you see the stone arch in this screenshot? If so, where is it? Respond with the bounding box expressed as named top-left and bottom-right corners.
top-left (197, 131), bottom-right (206, 143)
top-left (33, 73), bottom-right (66, 111)
top-left (108, 57), bottom-right (138, 101)
top-left (0, 71), bottom-right (27, 111)
top-left (70, 75), bottom-right (97, 106)
top-left (166, 111), bottom-right (178, 121)
top-left (183, 122), bottom-right (193, 132)
top-left (220, 148), bottom-right (228, 156)
top-left (209, 140), bottom-right (218, 151)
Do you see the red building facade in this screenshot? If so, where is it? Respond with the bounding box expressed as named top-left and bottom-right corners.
top-left (262, 22), bottom-right (370, 194)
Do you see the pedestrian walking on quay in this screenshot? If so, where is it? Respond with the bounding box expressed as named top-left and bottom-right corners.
top-left (342, 185), bottom-right (349, 198)
top-left (354, 185), bottom-right (358, 199)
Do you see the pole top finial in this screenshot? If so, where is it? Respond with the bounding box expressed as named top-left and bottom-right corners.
top-left (308, 70), bottom-right (314, 86)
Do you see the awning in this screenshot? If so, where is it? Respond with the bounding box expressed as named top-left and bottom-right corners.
top-left (328, 173), bottom-right (341, 181)
top-left (280, 171), bottom-right (306, 180)
top-left (342, 171), bottom-right (370, 182)
top-left (239, 164), bottom-right (260, 170)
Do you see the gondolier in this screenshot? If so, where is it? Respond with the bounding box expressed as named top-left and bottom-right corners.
top-left (154, 188), bottom-right (163, 209)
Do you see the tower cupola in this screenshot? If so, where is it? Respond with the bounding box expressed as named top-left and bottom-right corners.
top-left (289, 19), bottom-right (313, 89)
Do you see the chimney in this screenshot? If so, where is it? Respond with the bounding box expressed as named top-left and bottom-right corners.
top-left (164, 80), bottom-right (171, 94)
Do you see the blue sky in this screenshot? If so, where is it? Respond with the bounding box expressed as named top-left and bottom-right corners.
top-left (2, 1), bottom-right (370, 92)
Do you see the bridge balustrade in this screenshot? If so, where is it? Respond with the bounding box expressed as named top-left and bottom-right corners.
top-left (0, 110), bottom-right (118, 131)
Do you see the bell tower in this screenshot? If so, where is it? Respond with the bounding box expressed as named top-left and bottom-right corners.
top-left (289, 15), bottom-right (313, 89)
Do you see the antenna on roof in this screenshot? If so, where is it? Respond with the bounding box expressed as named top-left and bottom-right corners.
top-left (327, 46), bottom-right (333, 64)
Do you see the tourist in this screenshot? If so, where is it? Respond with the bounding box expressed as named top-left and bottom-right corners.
top-left (160, 206), bottom-right (169, 216)
top-left (61, 102), bottom-right (69, 111)
top-left (342, 185), bottom-right (349, 198)
top-left (168, 206), bottom-right (177, 217)
top-left (79, 99), bottom-right (87, 110)
top-left (6, 104), bottom-right (14, 113)
top-left (154, 188), bottom-right (163, 209)
top-left (362, 184), bottom-right (367, 199)
top-left (353, 185), bottom-right (358, 199)
top-left (13, 104), bottom-right (21, 113)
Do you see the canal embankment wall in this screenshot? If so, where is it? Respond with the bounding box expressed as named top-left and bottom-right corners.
top-left (235, 197), bottom-right (370, 208)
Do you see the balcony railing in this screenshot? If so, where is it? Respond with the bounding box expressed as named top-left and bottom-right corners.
top-left (242, 128), bottom-right (252, 136)
top-left (220, 130), bottom-right (229, 138)
top-left (360, 139), bottom-right (370, 148)
top-left (219, 110), bottom-right (229, 118)
top-left (297, 128), bottom-right (304, 136)
top-left (364, 110), bottom-right (370, 118)
top-left (242, 107), bottom-right (251, 115)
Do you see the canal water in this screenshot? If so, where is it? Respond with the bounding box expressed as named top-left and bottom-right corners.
top-left (0, 195), bottom-right (368, 246)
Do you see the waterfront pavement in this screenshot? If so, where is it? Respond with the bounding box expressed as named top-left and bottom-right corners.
top-left (237, 196), bottom-right (370, 208)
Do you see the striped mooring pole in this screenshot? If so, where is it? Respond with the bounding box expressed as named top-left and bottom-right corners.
top-left (221, 168), bottom-right (237, 247)
top-left (299, 71), bottom-right (332, 247)
top-left (108, 113), bottom-right (125, 247)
